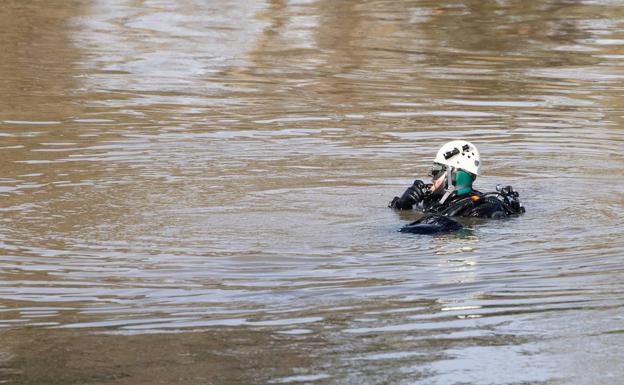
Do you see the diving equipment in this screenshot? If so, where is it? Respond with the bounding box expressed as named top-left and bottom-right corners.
top-left (433, 140), bottom-right (481, 176)
top-left (425, 184), bottom-right (524, 218)
top-left (398, 186), bottom-right (525, 234)
top-left (436, 168), bottom-right (473, 204)
top-left (388, 180), bottom-right (428, 210)
top-left (428, 163), bottom-right (446, 180)
top-left (400, 213), bottom-right (463, 234)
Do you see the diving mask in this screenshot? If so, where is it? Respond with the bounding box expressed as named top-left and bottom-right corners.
top-left (428, 163), bottom-right (447, 180)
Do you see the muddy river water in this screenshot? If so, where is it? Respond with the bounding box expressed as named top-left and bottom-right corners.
top-left (1, 0), bottom-right (624, 384)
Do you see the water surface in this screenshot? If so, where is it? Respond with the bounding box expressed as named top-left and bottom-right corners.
top-left (1, 1), bottom-right (624, 384)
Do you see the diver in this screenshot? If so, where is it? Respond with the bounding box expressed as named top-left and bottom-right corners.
top-left (389, 140), bottom-right (524, 234)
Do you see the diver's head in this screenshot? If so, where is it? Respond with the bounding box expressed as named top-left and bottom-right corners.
top-left (432, 140), bottom-right (480, 177)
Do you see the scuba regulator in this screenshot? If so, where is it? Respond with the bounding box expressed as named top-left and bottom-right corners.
top-left (495, 184), bottom-right (525, 214)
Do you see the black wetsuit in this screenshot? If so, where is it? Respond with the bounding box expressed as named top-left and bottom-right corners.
top-left (389, 180), bottom-right (524, 234)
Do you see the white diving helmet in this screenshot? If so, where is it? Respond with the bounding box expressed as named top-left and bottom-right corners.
top-left (433, 140), bottom-right (481, 176)
top-left (431, 140), bottom-right (481, 203)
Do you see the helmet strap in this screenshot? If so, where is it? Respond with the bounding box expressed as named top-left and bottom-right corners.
top-left (439, 167), bottom-right (456, 204)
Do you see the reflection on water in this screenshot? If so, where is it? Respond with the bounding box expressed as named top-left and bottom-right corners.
top-left (1, 0), bottom-right (624, 384)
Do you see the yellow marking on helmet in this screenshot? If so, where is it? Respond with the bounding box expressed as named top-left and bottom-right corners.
top-left (470, 195), bottom-right (481, 201)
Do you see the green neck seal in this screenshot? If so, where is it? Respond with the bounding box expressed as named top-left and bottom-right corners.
top-left (454, 170), bottom-right (474, 195)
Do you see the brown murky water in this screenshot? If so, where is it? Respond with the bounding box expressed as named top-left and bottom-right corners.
top-left (1, 0), bottom-right (624, 384)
